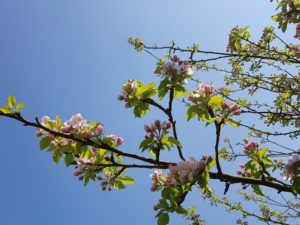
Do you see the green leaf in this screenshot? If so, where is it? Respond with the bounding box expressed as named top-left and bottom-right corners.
top-left (134, 102), bottom-right (150, 118)
top-left (259, 148), bottom-right (269, 158)
top-left (39, 136), bottom-right (51, 150)
top-left (157, 212), bottom-right (169, 225)
top-left (208, 96), bottom-right (223, 110)
top-left (0, 106), bottom-right (12, 114)
top-left (154, 66), bottom-right (162, 74)
top-left (7, 95), bottom-right (16, 108)
top-left (161, 188), bottom-right (173, 200)
top-left (16, 103), bottom-right (25, 111)
top-left (84, 171), bottom-right (95, 186)
top-left (64, 154), bottom-right (74, 167)
top-left (158, 87), bottom-right (169, 100)
top-left (139, 138), bottom-right (154, 151)
top-left (120, 176), bottom-right (134, 185)
top-left (226, 118), bottom-right (239, 128)
top-left (114, 180), bottom-right (126, 190)
top-left (53, 150), bottom-right (62, 164)
top-left (198, 172), bottom-right (209, 190)
top-left (175, 206), bottom-right (187, 215)
top-left (166, 137), bottom-right (182, 148)
top-left (186, 105), bottom-right (198, 121)
top-left (55, 115), bottom-right (61, 128)
top-left (251, 184), bottom-right (264, 196)
top-left (174, 85), bottom-right (186, 99)
top-left (292, 176), bottom-right (300, 195)
top-left (206, 158), bottom-right (216, 170)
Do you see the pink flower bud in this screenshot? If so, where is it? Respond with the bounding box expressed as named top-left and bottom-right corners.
top-left (82, 130), bottom-right (94, 139)
top-left (117, 95), bottom-right (124, 101)
top-left (41, 116), bottom-right (51, 124)
top-left (171, 55), bottom-right (180, 62)
top-left (74, 170), bottom-right (84, 176)
top-left (199, 160), bottom-right (206, 170)
top-left (154, 120), bottom-right (161, 129)
top-left (61, 125), bottom-right (73, 133)
top-left (243, 149), bottom-right (249, 155)
top-left (35, 129), bottom-right (43, 137)
top-left (234, 109), bottom-right (241, 116)
top-left (236, 171), bottom-right (243, 176)
top-left (144, 125), bottom-right (152, 132)
top-left (96, 124), bottom-right (104, 135)
top-left (125, 103), bottom-right (130, 108)
top-left (221, 101), bottom-right (228, 109)
top-left (238, 163), bottom-right (245, 169)
top-left (117, 137), bottom-right (123, 145)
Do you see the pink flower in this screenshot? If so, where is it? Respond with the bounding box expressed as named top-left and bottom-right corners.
top-left (154, 120), bottom-right (161, 129)
top-left (162, 121), bottom-right (172, 131)
top-left (221, 101), bottom-right (228, 109)
top-left (164, 157), bottom-right (207, 186)
top-left (197, 83), bottom-right (215, 95)
top-left (283, 155), bottom-right (300, 180)
top-left (144, 125), bottom-right (151, 132)
top-left (179, 61), bottom-right (193, 75)
top-left (162, 55), bottom-right (193, 76)
top-left (229, 102), bottom-right (239, 111)
top-left (41, 116), bottom-right (51, 124)
top-left (82, 130), bottom-right (94, 139)
top-left (295, 24), bottom-right (300, 39)
top-left (117, 137), bottom-right (123, 145)
top-left (150, 169), bottom-right (163, 192)
top-left (61, 125), bottom-right (73, 133)
top-left (243, 142), bottom-right (259, 154)
top-left (295, 50), bottom-right (300, 58)
top-left (95, 124), bottom-right (104, 135)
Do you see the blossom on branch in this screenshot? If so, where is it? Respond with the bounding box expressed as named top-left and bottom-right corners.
top-left (283, 155), bottom-right (300, 180)
top-left (162, 55), bottom-right (193, 77)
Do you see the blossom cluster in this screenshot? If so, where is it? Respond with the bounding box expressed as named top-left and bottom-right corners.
top-left (188, 83), bottom-right (215, 103)
top-left (236, 163), bottom-right (251, 178)
top-left (294, 24), bottom-right (300, 58)
top-left (294, 24), bottom-right (300, 40)
top-left (73, 149), bottom-right (97, 179)
top-left (243, 142), bottom-right (259, 155)
top-left (188, 84), bottom-right (216, 104)
top-left (117, 80), bottom-right (138, 108)
top-left (73, 149), bottom-right (118, 191)
top-left (144, 120), bottom-right (172, 139)
top-left (162, 55), bottom-right (193, 77)
top-left (165, 157), bottom-right (208, 186)
top-left (150, 157), bottom-right (211, 191)
top-left (62, 114), bottom-right (104, 139)
top-left (221, 101), bottom-right (241, 116)
top-left (282, 155), bottom-right (300, 181)
top-left (36, 114), bottom-right (123, 147)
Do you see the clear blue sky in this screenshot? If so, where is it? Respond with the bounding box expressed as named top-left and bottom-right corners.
top-left (0, 1), bottom-right (294, 225)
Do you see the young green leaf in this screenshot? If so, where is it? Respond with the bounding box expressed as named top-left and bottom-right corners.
top-left (0, 106), bottom-right (12, 114)
top-left (7, 95), bottom-right (16, 108)
top-left (53, 150), bottom-right (62, 164)
top-left (16, 103), bottom-right (25, 111)
top-left (157, 212), bottom-right (169, 225)
top-left (120, 176), bottom-right (135, 185)
top-left (39, 136), bottom-right (51, 150)
top-left (64, 154), bottom-right (74, 167)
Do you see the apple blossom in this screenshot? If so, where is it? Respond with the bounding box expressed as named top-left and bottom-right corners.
top-left (282, 155), bottom-right (300, 180)
top-left (162, 55), bottom-right (193, 77)
top-left (243, 142), bottom-right (259, 155)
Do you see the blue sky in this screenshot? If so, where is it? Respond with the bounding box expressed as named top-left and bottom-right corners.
top-left (0, 1), bottom-right (295, 225)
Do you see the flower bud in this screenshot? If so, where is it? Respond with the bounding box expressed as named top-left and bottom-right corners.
top-left (154, 120), bottom-right (161, 129)
top-left (144, 125), bottom-right (152, 132)
top-left (117, 137), bottom-right (123, 145)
